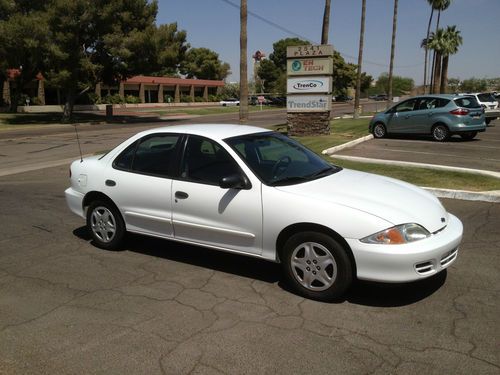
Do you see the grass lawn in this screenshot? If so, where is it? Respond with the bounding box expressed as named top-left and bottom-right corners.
top-left (294, 118), bottom-right (370, 150)
top-left (0, 112), bottom-right (104, 127)
top-left (294, 117), bottom-right (500, 192)
top-left (155, 105), bottom-right (279, 116)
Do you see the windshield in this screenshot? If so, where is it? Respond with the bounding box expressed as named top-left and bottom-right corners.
top-left (225, 132), bottom-right (341, 186)
top-left (455, 96), bottom-right (481, 108)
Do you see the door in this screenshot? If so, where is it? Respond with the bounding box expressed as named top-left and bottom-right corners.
top-left (386, 98), bottom-right (419, 133)
top-left (102, 133), bottom-right (181, 238)
top-left (172, 135), bottom-right (262, 255)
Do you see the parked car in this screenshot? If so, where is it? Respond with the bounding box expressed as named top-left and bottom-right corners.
top-left (334, 94), bottom-right (352, 102)
top-left (66, 124), bottom-right (463, 301)
top-left (219, 98), bottom-right (240, 106)
top-left (369, 94), bottom-right (486, 141)
top-left (372, 94), bottom-right (388, 101)
top-left (268, 96), bottom-right (286, 106)
top-left (459, 93), bottom-right (499, 125)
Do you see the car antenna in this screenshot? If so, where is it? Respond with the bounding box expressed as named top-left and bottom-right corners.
top-left (73, 123), bottom-right (83, 162)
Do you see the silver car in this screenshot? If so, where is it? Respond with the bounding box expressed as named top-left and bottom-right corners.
top-left (369, 94), bottom-right (486, 141)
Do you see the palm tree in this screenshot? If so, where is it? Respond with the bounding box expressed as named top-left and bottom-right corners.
top-left (321, 0), bottom-right (331, 44)
top-left (354, 0), bottom-right (366, 119)
top-left (440, 25), bottom-right (462, 93)
top-left (387, 0), bottom-right (398, 104)
top-left (239, 0), bottom-right (248, 123)
top-left (429, 0), bottom-right (451, 92)
top-left (427, 28), bottom-right (446, 94)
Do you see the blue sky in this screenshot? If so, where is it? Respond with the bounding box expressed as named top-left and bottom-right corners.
top-left (157, 0), bottom-right (500, 84)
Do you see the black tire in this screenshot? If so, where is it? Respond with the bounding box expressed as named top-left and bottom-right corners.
top-left (281, 231), bottom-right (353, 301)
top-left (372, 123), bottom-right (386, 138)
top-left (460, 131), bottom-right (477, 140)
top-left (432, 124), bottom-right (449, 142)
top-left (86, 200), bottom-right (125, 250)
top-left (485, 118), bottom-right (492, 125)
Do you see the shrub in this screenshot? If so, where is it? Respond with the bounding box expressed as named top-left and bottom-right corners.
top-left (164, 94), bottom-right (174, 103)
top-left (180, 95), bottom-right (193, 103)
top-left (125, 95), bottom-right (141, 104)
top-left (102, 94), bottom-right (125, 104)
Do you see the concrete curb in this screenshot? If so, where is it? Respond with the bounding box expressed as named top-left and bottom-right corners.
top-left (423, 187), bottom-right (500, 203)
top-left (330, 155), bottom-right (500, 179)
top-left (322, 134), bottom-right (374, 155)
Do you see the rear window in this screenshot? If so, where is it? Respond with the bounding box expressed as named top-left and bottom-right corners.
top-left (477, 93), bottom-right (495, 102)
top-left (454, 97), bottom-right (480, 109)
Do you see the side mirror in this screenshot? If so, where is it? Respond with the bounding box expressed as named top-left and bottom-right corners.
top-left (219, 174), bottom-right (251, 190)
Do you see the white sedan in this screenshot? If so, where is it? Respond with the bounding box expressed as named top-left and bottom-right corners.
top-left (65, 124), bottom-right (462, 301)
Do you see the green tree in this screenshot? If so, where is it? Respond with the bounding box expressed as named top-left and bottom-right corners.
top-left (429, 0), bottom-right (451, 91)
top-left (180, 47), bottom-right (230, 80)
top-left (124, 23), bottom-right (189, 77)
top-left (447, 77), bottom-right (461, 93)
top-left (460, 78), bottom-right (487, 93)
top-left (423, 0), bottom-right (450, 93)
top-left (439, 25), bottom-right (462, 93)
top-left (269, 37), bottom-right (310, 71)
top-left (376, 73), bottom-right (413, 96)
top-left (0, 7), bottom-right (50, 110)
top-left (46, 0), bottom-right (158, 121)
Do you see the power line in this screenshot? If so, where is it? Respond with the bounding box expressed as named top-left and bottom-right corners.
top-left (217, 0), bottom-right (423, 69)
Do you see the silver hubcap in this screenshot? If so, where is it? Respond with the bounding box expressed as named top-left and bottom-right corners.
top-left (90, 206), bottom-right (116, 243)
top-left (374, 124), bottom-right (385, 137)
top-left (434, 126), bottom-right (446, 140)
top-left (291, 242), bottom-right (337, 291)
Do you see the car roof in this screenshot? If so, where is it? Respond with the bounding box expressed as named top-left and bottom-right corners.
top-left (133, 124), bottom-right (270, 142)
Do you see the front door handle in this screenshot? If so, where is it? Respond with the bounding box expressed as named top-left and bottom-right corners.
top-left (404, 115), bottom-right (411, 119)
top-left (175, 191), bottom-right (189, 199)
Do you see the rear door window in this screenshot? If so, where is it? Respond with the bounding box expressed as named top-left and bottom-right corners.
top-left (417, 97), bottom-right (450, 110)
top-left (454, 97), bottom-right (480, 108)
top-left (394, 99), bottom-right (418, 112)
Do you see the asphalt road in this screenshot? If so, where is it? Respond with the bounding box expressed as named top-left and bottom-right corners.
top-left (0, 165), bottom-right (498, 374)
top-left (336, 119), bottom-right (500, 172)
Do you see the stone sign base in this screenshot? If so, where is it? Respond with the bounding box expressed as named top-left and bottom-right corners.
top-left (287, 112), bottom-right (331, 136)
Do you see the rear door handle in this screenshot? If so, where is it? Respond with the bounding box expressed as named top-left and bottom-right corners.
top-left (175, 191), bottom-right (189, 199)
top-left (105, 179), bottom-right (116, 187)
top-left (404, 115), bottom-right (411, 119)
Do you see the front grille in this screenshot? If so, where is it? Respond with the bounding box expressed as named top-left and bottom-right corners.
top-left (415, 261), bottom-right (434, 275)
top-left (440, 248), bottom-right (458, 267)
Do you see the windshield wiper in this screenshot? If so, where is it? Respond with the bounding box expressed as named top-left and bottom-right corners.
top-left (306, 166), bottom-right (336, 179)
top-left (270, 176), bottom-right (310, 186)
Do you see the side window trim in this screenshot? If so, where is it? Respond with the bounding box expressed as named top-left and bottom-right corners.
top-left (112, 133), bottom-right (181, 179)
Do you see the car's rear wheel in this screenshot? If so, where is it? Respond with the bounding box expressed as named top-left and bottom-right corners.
top-left (87, 200), bottom-right (125, 250)
top-left (281, 232), bottom-right (353, 301)
top-left (460, 131), bottom-right (477, 140)
top-left (432, 124), bottom-right (449, 142)
top-left (372, 123), bottom-right (386, 138)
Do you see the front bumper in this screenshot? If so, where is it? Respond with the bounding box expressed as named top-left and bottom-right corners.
top-left (65, 187), bottom-right (85, 219)
top-left (347, 214), bottom-right (463, 282)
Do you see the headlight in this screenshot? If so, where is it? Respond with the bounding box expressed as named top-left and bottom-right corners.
top-left (360, 223), bottom-right (430, 245)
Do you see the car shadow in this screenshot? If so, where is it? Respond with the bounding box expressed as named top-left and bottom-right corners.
top-left (73, 227), bottom-right (447, 306)
top-left (385, 133), bottom-right (478, 142)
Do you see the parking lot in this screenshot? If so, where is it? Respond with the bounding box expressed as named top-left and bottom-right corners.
top-left (336, 119), bottom-right (500, 172)
top-left (0, 164), bottom-right (499, 374)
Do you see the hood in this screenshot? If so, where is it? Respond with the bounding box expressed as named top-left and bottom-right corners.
top-left (276, 169), bottom-right (448, 233)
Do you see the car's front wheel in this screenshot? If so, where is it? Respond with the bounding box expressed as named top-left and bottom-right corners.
top-left (372, 123), bottom-right (386, 138)
top-left (281, 232), bottom-right (353, 301)
top-left (87, 200), bottom-right (125, 250)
